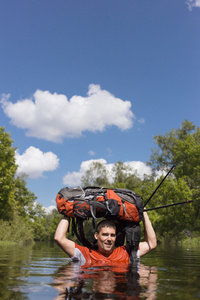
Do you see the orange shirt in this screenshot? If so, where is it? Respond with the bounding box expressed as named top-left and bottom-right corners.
top-left (74, 243), bottom-right (130, 263)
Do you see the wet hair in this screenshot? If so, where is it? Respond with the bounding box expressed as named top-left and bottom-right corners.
top-left (96, 220), bottom-right (116, 234)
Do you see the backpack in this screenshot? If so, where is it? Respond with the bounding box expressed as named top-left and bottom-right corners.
top-left (55, 186), bottom-right (144, 256)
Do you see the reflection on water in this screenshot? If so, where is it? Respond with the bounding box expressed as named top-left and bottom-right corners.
top-left (0, 242), bottom-right (66, 300)
top-left (0, 242), bottom-right (200, 299)
top-left (53, 262), bottom-right (157, 300)
top-left (54, 263), bottom-right (157, 300)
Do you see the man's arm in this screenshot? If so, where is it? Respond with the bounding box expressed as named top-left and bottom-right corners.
top-left (139, 212), bottom-right (157, 257)
top-left (54, 216), bottom-right (75, 257)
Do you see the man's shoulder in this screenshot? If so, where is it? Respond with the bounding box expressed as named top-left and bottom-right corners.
top-left (74, 243), bottom-right (96, 256)
top-left (75, 243), bottom-right (92, 251)
top-left (114, 245), bottom-right (128, 251)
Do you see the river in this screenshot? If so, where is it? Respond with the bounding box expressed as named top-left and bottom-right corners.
top-left (0, 241), bottom-right (200, 299)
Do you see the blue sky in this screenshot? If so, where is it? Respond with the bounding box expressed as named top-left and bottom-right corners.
top-left (0, 0), bottom-right (200, 212)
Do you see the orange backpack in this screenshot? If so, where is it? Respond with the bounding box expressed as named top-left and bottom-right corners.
top-left (56, 186), bottom-right (143, 223)
top-left (56, 186), bottom-right (144, 254)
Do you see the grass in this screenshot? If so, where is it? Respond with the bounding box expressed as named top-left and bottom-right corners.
top-left (0, 240), bottom-right (17, 246)
top-left (179, 236), bottom-right (200, 246)
top-left (0, 216), bottom-right (34, 245)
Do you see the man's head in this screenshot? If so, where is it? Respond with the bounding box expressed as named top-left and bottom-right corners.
top-left (94, 220), bottom-right (116, 256)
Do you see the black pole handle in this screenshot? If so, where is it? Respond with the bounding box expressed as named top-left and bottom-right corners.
top-left (144, 200), bottom-right (193, 211)
top-left (143, 165), bottom-right (176, 208)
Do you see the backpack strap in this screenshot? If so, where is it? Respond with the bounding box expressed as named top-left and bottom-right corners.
top-left (88, 198), bottom-right (107, 219)
top-left (125, 223), bottom-right (141, 262)
top-left (73, 218), bottom-right (98, 250)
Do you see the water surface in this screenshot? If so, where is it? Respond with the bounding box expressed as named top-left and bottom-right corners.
top-left (0, 241), bottom-right (200, 299)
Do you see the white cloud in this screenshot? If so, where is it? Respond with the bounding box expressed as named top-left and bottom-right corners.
top-left (63, 158), bottom-right (107, 186)
top-left (1, 84), bottom-right (135, 143)
top-left (124, 161), bottom-right (152, 178)
top-left (44, 205), bottom-right (57, 214)
top-left (186, 0), bottom-right (200, 10)
top-left (88, 150), bottom-right (95, 156)
top-left (15, 146), bottom-right (59, 178)
top-left (62, 171), bottom-right (83, 187)
top-left (62, 158), bottom-right (153, 187)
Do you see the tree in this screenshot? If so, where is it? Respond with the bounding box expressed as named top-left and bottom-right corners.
top-left (112, 161), bottom-right (131, 183)
top-left (0, 127), bottom-right (49, 243)
top-left (14, 175), bottom-right (37, 219)
top-left (27, 201), bottom-right (48, 240)
top-left (0, 127), bottom-right (17, 220)
top-left (148, 120), bottom-right (200, 239)
top-left (45, 209), bottom-right (62, 240)
top-left (81, 161), bottom-right (110, 187)
top-left (148, 120), bottom-right (196, 172)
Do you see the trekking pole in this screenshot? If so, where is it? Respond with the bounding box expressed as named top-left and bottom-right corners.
top-left (144, 200), bottom-right (193, 211)
top-left (143, 165), bottom-right (176, 208)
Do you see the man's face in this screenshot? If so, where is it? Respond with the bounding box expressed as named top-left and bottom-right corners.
top-left (94, 226), bottom-right (116, 255)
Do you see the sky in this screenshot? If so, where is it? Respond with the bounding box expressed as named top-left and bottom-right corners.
top-left (0, 0), bottom-right (200, 213)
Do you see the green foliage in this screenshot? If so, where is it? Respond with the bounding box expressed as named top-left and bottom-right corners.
top-left (0, 214), bottom-right (34, 244)
top-left (44, 209), bottom-right (63, 240)
top-left (81, 161), bottom-right (110, 187)
top-left (110, 161), bottom-right (143, 194)
top-left (14, 175), bottom-right (37, 219)
top-left (0, 127), bottom-right (46, 243)
top-left (0, 127), bottom-right (17, 220)
top-left (31, 217), bottom-right (47, 241)
top-left (112, 161), bottom-right (131, 183)
top-left (81, 160), bottom-right (143, 193)
top-left (28, 203), bottom-right (48, 240)
top-left (180, 236), bottom-right (200, 246)
top-left (147, 177), bottom-right (193, 241)
top-left (149, 120), bottom-right (196, 171)
top-left (148, 120), bottom-right (200, 241)
top-left (152, 120), bottom-right (199, 181)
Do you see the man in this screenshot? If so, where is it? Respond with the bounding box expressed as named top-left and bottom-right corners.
top-left (54, 211), bottom-right (157, 264)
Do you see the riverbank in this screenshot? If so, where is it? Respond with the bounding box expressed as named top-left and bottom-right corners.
top-left (179, 236), bottom-right (200, 246)
top-left (1, 236), bottom-right (200, 247)
top-left (0, 241), bottom-right (17, 246)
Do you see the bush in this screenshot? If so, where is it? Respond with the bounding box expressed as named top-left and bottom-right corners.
top-left (0, 215), bottom-right (34, 245)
